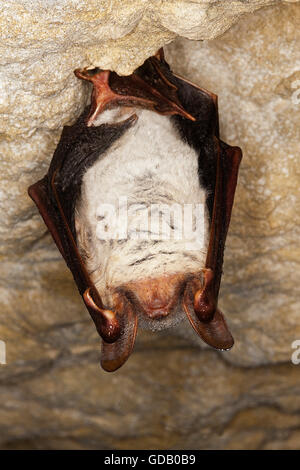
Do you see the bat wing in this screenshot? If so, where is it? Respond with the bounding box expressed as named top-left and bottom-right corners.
top-left (28, 111), bottom-right (138, 344)
top-left (169, 71), bottom-right (242, 349)
top-left (182, 143), bottom-right (241, 350)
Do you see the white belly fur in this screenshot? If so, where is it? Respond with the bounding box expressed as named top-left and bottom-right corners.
top-left (75, 109), bottom-right (209, 305)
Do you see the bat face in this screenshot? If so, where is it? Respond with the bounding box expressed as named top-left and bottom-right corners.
top-left (28, 52), bottom-right (242, 372)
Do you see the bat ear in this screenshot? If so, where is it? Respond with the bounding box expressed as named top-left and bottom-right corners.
top-left (183, 275), bottom-right (234, 350)
top-left (100, 295), bottom-right (138, 372)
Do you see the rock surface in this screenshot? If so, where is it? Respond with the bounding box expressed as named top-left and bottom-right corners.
top-left (0, 1), bottom-right (300, 450)
top-left (0, 1), bottom-right (296, 77)
top-left (0, 0), bottom-right (296, 139)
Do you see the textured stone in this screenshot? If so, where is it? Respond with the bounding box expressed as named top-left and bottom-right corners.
top-left (0, 1), bottom-right (296, 139)
top-left (0, 1), bottom-right (300, 451)
top-left (165, 2), bottom-right (300, 367)
top-left (0, 1), bottom-right (295, 75)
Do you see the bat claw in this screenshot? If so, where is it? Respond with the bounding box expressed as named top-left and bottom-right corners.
top-left (84, 288), bottom-right (138, 372)
top-left (83, 287), bottom-right (120, 343)
top-left (194, 289), bottom-right (216, 322)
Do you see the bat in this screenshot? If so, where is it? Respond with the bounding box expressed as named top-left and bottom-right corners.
top-left (28, 50), bottom-right (242, 372)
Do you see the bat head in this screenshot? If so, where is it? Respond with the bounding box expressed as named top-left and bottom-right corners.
top-left (116, 274), bottom-right (188, 328)
top-left (85, 270), bottom-right (234, 373)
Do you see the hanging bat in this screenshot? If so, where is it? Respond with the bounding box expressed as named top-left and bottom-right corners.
top-left (28, 50), bottom-right (242, 372)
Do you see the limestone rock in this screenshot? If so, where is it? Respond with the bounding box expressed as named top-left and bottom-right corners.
top-left (0, 2), bottom-right (296, 76)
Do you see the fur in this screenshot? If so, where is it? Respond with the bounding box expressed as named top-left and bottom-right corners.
top-left (75, 109), bottom-right (209, 314)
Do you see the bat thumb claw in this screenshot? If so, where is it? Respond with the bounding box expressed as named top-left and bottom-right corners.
top-left (183, 276), bottom-right (234, 350)
top-left (194, 289), bottom-right (216, 322)
top-left (193, 269), bottom-right (216, 322)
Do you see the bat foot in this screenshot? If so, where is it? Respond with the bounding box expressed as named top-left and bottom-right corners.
top-left (84, 287), bottom-right (138, 372)
top-left (193, 269), bottom-right (216, 322)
